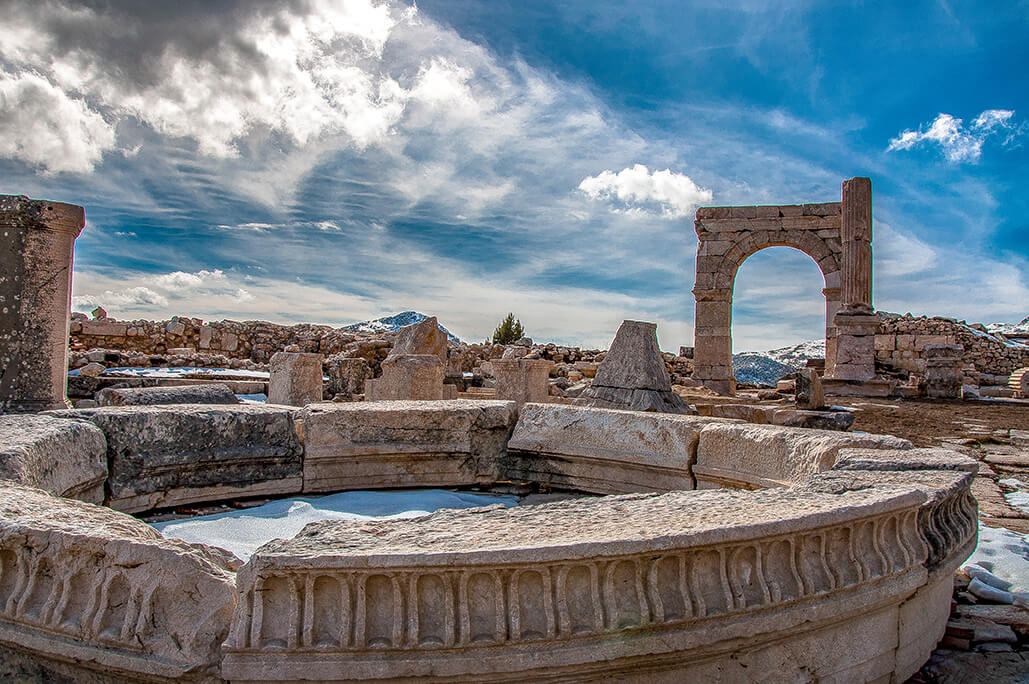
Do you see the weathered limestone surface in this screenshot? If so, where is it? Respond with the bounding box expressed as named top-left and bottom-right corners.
top-left (300, 400), bottom-right (517, 492)
top-left (574, 320), bottom-right (693, 413)
top-left (492, 358), bottom-right (553, 406)
top-left (0, 195), bottom-right (85, 412)
top-left (364, 354), bottom-right (445, 401)
top-left (505, 403), bottom-right (728, 493)
top-left (47, 405), bottom-right (302, 513)
top-left (0, 483), bottom-right (237, 681)
top-left (223, 485), bottom-right (928, 682)
top-left (96, 383), bottom-right (239, 407)
top-left (795, 367), bottom-right (825, 409)
top-left (0, 415), bottom-right (106, 503)
top-left (770, 408), bottom-right (855, 431)
top-left (324, 356), bottom-right (370, 397)
top-left (924, 343), bottom-right (964, 399)
top-left (834, 447), bottom-right (979, 473)
top-left (267, 351), bottom-right (323, 406)
top-left (390, 315), bottom-right (447, 363)
top-left (694, 422), bottom-right (912, 489)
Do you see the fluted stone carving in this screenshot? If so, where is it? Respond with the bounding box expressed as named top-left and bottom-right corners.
top-left (223, 486), bottom-right (929, 682)
top-left (0, 484), bottom-right (237, 681)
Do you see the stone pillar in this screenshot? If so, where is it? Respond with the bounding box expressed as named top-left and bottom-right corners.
top-left (830, 313), bottom-right (878, 381)
top-left (840, 177), bottom-right (873, 312)
top-left (823, 286), bottom-right (841, 372)
top-left (268, 351), bottom-right (324, 406)
top-left (795, 368), bottom-right (825, 410)
top-left (692, 289), bottom-right (735, 395)
top-left (0, 195), bottom-right (85, 413)
top-left (831, 177), bottom-right (876, 381)
top-left (924, 344), bottom-right (964, 399)
top-left (364, 354), bottom-right (444, 401)
top-left (492, 358), bottom-right (553, 406)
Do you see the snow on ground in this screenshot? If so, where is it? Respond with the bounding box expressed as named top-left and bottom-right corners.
top-left (236, 393), bottom-right (267, 403)
top-left (1000, 478), bottom-right (1029, 514)
top-left (68, 366), bottom-right (270, 378)
top-left (153, 489), bottom-right (519, 561)
top-left (965, 523), bottom-right (1029, 596)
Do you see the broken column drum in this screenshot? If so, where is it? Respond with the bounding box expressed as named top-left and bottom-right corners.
top-left (692, 177), bottom-right (875, 394)
top-left (0, 195), bottom-right (86, 412)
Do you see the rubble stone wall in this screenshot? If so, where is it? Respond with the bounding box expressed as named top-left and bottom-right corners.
top-left (875, 313), bottom-right (1029, 380)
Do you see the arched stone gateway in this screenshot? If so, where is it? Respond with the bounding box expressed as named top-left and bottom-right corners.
top-left (692, 177), bottom-right (875, 395)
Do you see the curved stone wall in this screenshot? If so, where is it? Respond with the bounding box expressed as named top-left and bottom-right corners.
top-left (0, 400), bottom-right (978, 682)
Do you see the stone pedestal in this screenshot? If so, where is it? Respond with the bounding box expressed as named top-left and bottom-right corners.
top-left (365, 354), bottom-right (444, 401)
top-left (0, 195), bottom-right (85, 413)
top-left (924, 344), bottom-right (963, 399)
top-left (268, 352), bottom-right (324, 406)
top-left (831, 312), bottom-right (878, 381)
top-left (492, 358), bottom-right (553, 406)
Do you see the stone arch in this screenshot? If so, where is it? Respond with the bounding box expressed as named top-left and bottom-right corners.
top-left (692, 178), bottom-right (872, 395)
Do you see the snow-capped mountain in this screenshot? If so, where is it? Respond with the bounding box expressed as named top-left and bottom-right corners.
top-left (732, 339), bottom-right (824, 386)
top-left (342, 311), bottom-right (461, 343)
top-left (986, 315), bottom-right (1029, 338)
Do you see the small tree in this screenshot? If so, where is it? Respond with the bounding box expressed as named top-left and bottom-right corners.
top-left (492, 313), bottom-right (525, 345)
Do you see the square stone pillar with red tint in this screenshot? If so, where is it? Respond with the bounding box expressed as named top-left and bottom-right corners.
top-left (0, 196), bottom-right (86, 412)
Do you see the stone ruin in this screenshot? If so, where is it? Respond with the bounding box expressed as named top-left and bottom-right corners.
top-left (0, 191), bottom-right (989, 681)
top-left (693, 177), bottom-right (880, 395)
top-left (364, 316), bottom-right (456, 401)
top-left (574, 320), bottom-right (692, 413)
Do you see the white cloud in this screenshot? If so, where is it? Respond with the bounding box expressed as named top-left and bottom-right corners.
top-left (887, 109), bottom-right (1019, 163)
top-left (578, 164), bottom-right (713, 218)
top-left (73, 286), bottom-right (168, 312)
top-left (151, 269), bottom-right (228, 292)
top-left (0, 70), bottom-right (117, 174)
top-left (873, 221), bottom-right (937, 277)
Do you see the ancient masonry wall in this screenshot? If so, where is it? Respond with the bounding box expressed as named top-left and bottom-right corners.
top-left (875, 313), bottom-right (1029, 380)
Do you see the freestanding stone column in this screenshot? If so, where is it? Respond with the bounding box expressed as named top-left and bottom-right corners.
top-left (831, 177), bottom-right (877, 381)
top-left (268, 352), bottom-right (324, 406)
top-left (493, 358), bottom-right (553, 406)
top-left (0, 196), bottom-right (85, 413)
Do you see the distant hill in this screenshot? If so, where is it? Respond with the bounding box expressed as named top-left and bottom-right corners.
top-left (341, 311), bottom-right (461, 343)
top-left (732, 339), bottom-right (824, 386)
top-left (986, 315), bottom-right (1029, 338)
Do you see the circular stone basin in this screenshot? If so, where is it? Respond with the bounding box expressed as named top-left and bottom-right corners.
top-left (151, 489), bottom-right (521, 561)
top-left (0, 400), bottom-right (979, 683)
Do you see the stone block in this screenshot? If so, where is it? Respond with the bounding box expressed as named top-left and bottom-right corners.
top-left (771, 409), bottom-right (854, 431)
top-left (833, 447), bottom-right (978, 473)
top-left (778, 204), bottom-right (804, 217)
top-left (79, 320), bottom-right (128, 336)
top-left (694, 422), bottom-right (911, 489)
top-left (493, 358), bottom-right (553, 406)
top-left (693, 403), bottom-right (774, 423)
top-left (325, 356), bottom-right (371, 396)
top-left (48, 404), bottom-right (303, 513)
top-left (795, 367), bottom-right (825, 409)
top-left (895, 334), bottom-right (915, 350)
top-left (268, 351), bottom-right (324, 406)
top-left (804, 202), bottom-right (842, 216)
top-left (199, 325), bottom-right (213, 349)
top-left (390, 316), bottom-right (447, 363)
top-left (96, 383), bottom-right (239, 406)
top-left (695, 206), bottom-right (730, 219)
top-left (695, 300), bottom-right (732, 328)
top-left (300, 400), bottom-right (516, 492)
top-left (698, 239), bottom-right (733, 256)
top-left (506, 403), bottom-right (718, 493)
top-left (365, 354), bottom-right (444, 401)
top-left (0, 414), bottom-right (106, 503)
top-left (874, 334), bottom-right (895, 351)
top-left (915, 335), bottom-right (949, 351)
top-left (0, 482), bottom-right (237, 680)
top-left (221, 332), bottom-right (239, 352)
top-left (165, 320), bottom-right (186, 336)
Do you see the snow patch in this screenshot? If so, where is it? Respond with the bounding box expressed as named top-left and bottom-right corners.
top-left (153, 489), bottom-right (518, 560)
top-left (964, 523), bottom-right (1029, 595)
top-left (342, 311), bottom-right (461, 343)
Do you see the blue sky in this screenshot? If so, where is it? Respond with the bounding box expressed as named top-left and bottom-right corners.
top-left (1, 0), bottom-right (1026, 350)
